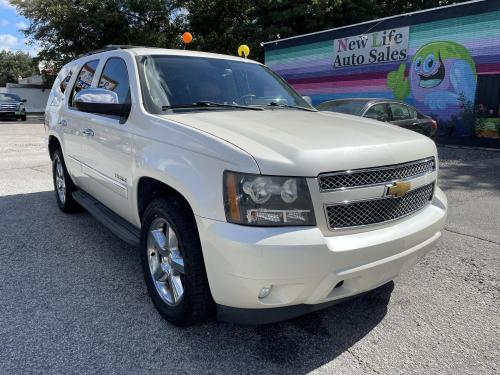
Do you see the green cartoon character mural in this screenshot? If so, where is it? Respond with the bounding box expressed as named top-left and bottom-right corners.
top-left (388, 41), bottom-right (477, 136)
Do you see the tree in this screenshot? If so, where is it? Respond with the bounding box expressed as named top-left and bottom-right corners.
top-left (185, 0), bottom-right (470, 61)
top-left (0, 50), bottom-right (38, 86)
top-left (11, 0), bottom-right (185, 69)
top-left (12, 0), bottom-right (470, 66)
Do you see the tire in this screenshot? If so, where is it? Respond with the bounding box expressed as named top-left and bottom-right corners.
top-left (52, 149), bottom-right (81, 213)
top-left (21, 114), bottom-right (27, 121)
top-left (141, 197), bottom-right (214, 326)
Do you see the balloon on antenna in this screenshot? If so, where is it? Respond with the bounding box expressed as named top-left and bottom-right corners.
top-left (238, 44), bottom-right (250, 58)
top-left (181, 32), bottom-right (193, 44)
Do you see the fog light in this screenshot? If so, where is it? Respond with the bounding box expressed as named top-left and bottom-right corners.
top-left (258, 286), bottom-right (272, 299)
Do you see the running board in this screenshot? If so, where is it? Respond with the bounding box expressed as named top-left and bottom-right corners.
top-left (72, 191), bottom-right (140, 246)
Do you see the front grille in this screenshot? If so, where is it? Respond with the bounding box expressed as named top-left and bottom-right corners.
top-left (0, 103), bottom-right (18, 111)
top-left (325, 183), bottom-right (434, 229)
top-left (318, 158), bottom-right (435, 191)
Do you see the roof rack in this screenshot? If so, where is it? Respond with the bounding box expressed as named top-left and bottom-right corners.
top-left (78, 45), bottom-right (143, 58)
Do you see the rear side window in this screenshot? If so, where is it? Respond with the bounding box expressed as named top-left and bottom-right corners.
top-left (365, 104), bottom-right (390, 121)
top-left (407, 106), bottom-right (418, 119)
top-left (388, 103), bottom-right (411, 121)
top-left (70, 59), bottom-right (99, 106)
top-left (59, 70), bottom-right (73, 93)
top-left (47, 66), bottom-right (74, 107)
top-left (98, 58), bottom-right (130, 104)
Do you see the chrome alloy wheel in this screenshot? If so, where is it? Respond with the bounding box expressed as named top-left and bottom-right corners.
top-left (55, 156), bottom-right (66, 204)
top-left (147, 217), bottom-right (185, 306)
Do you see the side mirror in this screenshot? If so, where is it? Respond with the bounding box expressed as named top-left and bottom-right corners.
top-left (21, 99), bottom-right (27, 103)
top-left (302, 96), bottom-right (312, 106)
top-left (74, 88), bottom-right (130, 117)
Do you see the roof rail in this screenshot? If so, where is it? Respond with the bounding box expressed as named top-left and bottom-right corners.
top-left (78, 45), bottom-right (142, 58)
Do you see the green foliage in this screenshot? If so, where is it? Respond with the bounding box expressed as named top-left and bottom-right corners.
top-left (10, 0), bottom-right (184, 69)
top-left (11, 0), bottom-right (470, 65)
top-left (0, 50), bottom-right (38, 86)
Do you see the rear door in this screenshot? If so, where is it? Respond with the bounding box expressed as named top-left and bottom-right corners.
top-left (389, 103), bottom-right (432, 136)
top-left (63, 59), bottom-right (100, 186)
top-left (78, 56), bottom-right (135, 221)
top-left (387, 102), bottom-right (413, 127)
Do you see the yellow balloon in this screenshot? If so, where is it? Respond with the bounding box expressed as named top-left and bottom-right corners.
top-left (238, 44), bottom-right (250, 58)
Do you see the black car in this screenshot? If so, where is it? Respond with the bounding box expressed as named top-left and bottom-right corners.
top-left (317, 98), bottom-right (437, 139)
top-left (0, 93), bottom-right (27, 121)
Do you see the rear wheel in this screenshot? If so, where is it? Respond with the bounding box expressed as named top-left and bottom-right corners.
top-left (52, 149), bottom-right (81, 213)
top-left (141, 197), bottom-right (214, 326)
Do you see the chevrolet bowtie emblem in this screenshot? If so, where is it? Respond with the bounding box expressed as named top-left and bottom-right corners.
top-left (386, 181), bottom-right (411, 198)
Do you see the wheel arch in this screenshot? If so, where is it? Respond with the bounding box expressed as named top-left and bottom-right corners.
top-left (136, 176), bottom-right (196, 224)
top-left (48, 135), bottom-right (62, 160)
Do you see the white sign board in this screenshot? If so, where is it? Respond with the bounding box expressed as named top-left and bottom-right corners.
top-left (333, 27), bottom-right (409, 68)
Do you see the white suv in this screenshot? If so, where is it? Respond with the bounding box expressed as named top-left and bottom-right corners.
top-left (45, 45), bottom-right (447, 325)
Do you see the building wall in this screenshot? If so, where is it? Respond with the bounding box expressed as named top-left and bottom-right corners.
top-left (265, 6), bottom-right (500, 138)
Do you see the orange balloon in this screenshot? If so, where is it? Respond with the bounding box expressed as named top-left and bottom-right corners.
top-left (182, 32), bottom-right (193, 44)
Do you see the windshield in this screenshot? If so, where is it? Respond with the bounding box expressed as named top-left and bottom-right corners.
top-left (0, 93), bottom-right (22, 102)
top-left (317, 100), bottom-right (367, 115)
top-left (137, 55), bottom-right (312, 113)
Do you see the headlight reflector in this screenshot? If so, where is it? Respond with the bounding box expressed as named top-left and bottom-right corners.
top-left (223, 171), bottom-right (315, 226)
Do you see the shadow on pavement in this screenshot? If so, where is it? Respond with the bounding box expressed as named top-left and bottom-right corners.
top-left (437, 148), bottom-right (500, 193)
top-left (0, 190), bottom-right (392, 373)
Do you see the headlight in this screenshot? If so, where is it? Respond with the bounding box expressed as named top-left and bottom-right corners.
top-left (223, 171), bottom-right (316, 226)
top-left (18, 103), bottom-right (24, 110)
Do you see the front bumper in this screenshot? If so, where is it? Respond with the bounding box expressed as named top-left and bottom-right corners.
top-left (0, 110), bottom-right (25, 118)
top-left (196, 187), bottom-right (447, 323)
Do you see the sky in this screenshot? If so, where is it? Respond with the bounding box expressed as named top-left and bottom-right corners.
top-left (0, 0), bottom-right (38, 55)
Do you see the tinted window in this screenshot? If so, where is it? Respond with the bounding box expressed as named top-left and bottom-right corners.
top-left (317, 101), bottom-right (366, 115)
top-left (98, 58), bottom-right (130, 104)
top-left (70, 59), bottom-right (99, 106)
top-left (59, 70), bottom-right (73, 93)
top-left (389, 103), bottom-right (411, 121)
top-left (138, 55), bottom-right (311, 114)
top-left (407, 106), bottom-right (418, 119)
top-left (365, 104), bottom-right (390, 121)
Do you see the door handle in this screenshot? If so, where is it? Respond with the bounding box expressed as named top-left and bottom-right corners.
top-left (82, 128), bottom-right (94, 137)
top-left (58, 120), bottom-right (67, 127)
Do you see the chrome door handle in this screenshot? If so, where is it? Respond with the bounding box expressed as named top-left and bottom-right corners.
top-left (82, 128), bottom-right (94, 137)
top-left (58, 120), bottom-right (67, 127)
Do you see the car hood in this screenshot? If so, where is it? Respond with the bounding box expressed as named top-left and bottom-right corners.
top-left (160, 109), bottom-right (437, 176)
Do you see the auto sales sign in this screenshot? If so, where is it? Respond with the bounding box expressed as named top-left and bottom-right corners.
top-left (333, 27), bottom-right (409, 68)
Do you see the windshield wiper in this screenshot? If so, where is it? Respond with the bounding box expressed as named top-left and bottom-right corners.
top-left (265, 102), bottom-right (317, 112)
top-left (162, 101), bottom-right (263, 111)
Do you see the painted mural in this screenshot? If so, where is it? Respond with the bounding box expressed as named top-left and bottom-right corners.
top-left (265, 9), bottom-right (500, 139)
top-left (388, 41), bottom-right (477, 136)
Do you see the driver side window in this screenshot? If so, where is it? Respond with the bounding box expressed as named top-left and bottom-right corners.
top-left (98, 58), bottom-right (131, 105)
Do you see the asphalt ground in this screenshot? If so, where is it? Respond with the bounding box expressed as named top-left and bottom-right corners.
top-left (0, 117), bottom-right (499, 374)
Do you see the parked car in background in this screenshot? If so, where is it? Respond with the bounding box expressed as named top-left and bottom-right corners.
top-left (0, 93), bottom-right (27, 121)
top-left (317, 99), bottom-right (437, 139)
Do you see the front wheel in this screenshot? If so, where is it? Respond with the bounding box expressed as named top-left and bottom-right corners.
top-left (21, 114), bottom-right (27, 121)
top-left (141, 197), bottom-right (214, 326)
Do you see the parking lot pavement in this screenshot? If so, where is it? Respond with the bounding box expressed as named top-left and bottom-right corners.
top-left (0, 119), bottom-right (498, 374)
